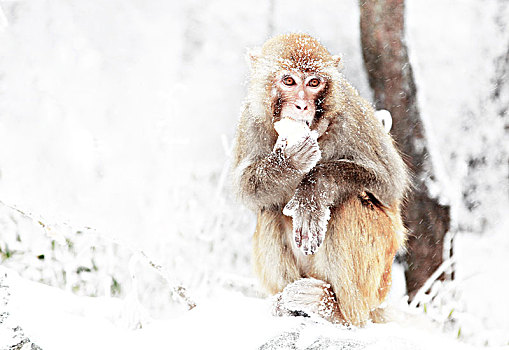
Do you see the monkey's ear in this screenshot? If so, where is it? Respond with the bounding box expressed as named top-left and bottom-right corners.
top-left (331, 54), bottom-right (344, 71)
top-left (375, 109), bottom-right (393, 133)
top-left (246, 47), bottom-right (262, 69)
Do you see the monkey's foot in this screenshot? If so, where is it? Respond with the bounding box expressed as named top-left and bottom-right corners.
top-left (272, 278), bottom-right (340, 324)
top-left (283, 200), bottom-right (330, 255)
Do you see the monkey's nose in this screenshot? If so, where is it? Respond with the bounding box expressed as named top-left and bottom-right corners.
top-left (295, 101), bottom-right (308, 111)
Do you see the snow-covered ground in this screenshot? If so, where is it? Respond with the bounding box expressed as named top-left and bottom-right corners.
top-left (1, 266), bottom-right (481, 350)
top-left (0, 0), bottom-right (508, 348)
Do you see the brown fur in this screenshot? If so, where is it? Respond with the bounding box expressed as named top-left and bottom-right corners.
top-left (253, 197), bottom-right (404, 325)
top-left (232, 34), bottom-right (409, 326)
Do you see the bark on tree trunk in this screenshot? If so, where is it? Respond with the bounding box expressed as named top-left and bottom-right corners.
top-left (359, 0), bottom-right (451, 299)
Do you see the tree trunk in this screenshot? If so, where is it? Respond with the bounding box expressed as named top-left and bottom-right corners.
top-left (359, 0), bottom-right (451, 299)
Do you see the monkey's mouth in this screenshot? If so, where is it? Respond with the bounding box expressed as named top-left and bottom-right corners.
top-left (279, 114), bottom-right (314, 128)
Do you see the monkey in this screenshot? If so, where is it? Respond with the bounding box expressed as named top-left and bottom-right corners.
top-left (231, 33), bottom-right (408, 326)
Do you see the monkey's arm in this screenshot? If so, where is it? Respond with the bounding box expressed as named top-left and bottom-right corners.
top-left (233, 135), bottom-right (321, 210)
top-left (296, 159), bottom-right (397, 208)
top-left (284, 159), bottom-right (404, 255)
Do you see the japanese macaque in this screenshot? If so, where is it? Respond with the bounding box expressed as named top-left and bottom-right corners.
top-left (231, 34), bottom-right (408, 326)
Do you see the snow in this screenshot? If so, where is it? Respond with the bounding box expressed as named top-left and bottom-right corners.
top-left (406, 0), bottom-right (509, 232)
top-left (454, 226), bottom-right (509, 343)
top-left (274, 118), bottom-right (312, 149)
top-left (1, 266), bottom-right (479, 350)
top-left (0, 0), bottom-right (508, 348)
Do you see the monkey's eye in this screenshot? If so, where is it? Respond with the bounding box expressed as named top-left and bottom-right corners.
top-left (282, 76), bottom-right (295, 86)
top-left (308, 78), bottom-right (320, 87)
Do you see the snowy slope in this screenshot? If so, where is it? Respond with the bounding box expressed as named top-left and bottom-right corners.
top-left (1, 267), bottom-right (480, 350)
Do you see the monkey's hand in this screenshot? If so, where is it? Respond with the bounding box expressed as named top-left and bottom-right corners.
top-left (281, 134), bottom-right (321, 174)
top-left (272, 278), bottom-right (340, 323)
top-left (283, 195), bottom-right (330, 255)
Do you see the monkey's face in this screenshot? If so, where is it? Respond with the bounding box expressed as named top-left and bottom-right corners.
top-left (273, 71), bottom-right (326, 128)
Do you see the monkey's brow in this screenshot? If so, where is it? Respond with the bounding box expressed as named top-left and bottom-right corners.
top-left (279, 70), bottom-right (304, 77)
top-left (305, 74), bottom-right (323, 80)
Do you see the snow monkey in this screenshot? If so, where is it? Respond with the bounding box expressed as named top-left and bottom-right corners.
top-left (231, 34), bottom-right (408, 326)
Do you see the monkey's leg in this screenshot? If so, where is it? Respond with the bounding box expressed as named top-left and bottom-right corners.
top-left (253, 209), bottom-right (301, 295)
top-left (253, 210), bottom-right (335, 320)
top-left (311, 196), bottom-right (404, 326)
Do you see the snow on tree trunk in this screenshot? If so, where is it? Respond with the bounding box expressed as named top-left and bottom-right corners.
top-left (359, 0), bottom-right (451, 299)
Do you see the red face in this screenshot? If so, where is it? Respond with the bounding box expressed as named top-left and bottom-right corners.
top-left (275, 72), bottom-right (326, 127)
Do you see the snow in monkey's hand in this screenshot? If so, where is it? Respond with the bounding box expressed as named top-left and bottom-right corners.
top-left (274, 117), bottom-right (329, 255)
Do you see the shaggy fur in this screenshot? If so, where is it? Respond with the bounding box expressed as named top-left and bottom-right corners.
top-left (231, 33), bottom-right (409, 326)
